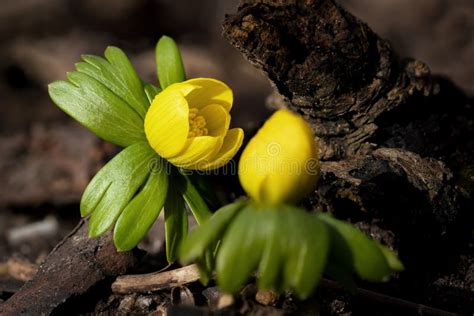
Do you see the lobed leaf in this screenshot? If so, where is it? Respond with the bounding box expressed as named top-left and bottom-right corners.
top-left (281, 207), bottom-right (329, 299)
top-left (156, 35), bottom-right (186, 89)
top-left (81, 142), bottom-right (156, 237)
top-left (113, 157), bottom-right (169, 251)
top-left (49, 71), bottom-right (145, 147)
top-left (318, 213), bottom-right (392, 282)
top-left (180, 204), bottom-right (400, 299)
top-left (216, 205), bottom-right (267, 293)
top-left (77, 47), bottom-right (150, 118)
top-left (180, 200), bottom-right (246, 263)
top-left (321, 217), bottom-right (356, 289)
top-left (257, 209), bottom-right (284, 292)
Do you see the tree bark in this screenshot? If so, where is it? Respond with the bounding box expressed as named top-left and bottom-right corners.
top-left (223, 0), bottom-right (473, 313)
top-left (223, 0), bottom-right (473, 170)
top-left (0, 220), bottom-right (139, 315)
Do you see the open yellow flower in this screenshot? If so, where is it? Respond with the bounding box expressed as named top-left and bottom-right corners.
top-left (145, 78), bottom-right (244, 170)
top-left (239, 109), bottom-right (319, 205)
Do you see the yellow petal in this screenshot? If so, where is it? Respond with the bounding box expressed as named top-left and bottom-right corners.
top-left (199, 104), bottom-right (230, 137)
top-left (166, 80), bottom-right (199, 96)
top-left (144, 89), bottom-right (189, 158)
top-left (238, 109), bottom-right (319, 205)
top-left (200, 128), bottom-right (244, 170)
top-left (168, 136), bottom-right (223, 169)
top-left (184, 78), bottom-right (233, 111)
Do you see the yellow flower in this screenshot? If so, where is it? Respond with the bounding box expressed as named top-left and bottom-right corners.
top-left (144, 78), bottom-right (244, 170)
top-left (239, 109), bottom-right (319, 205)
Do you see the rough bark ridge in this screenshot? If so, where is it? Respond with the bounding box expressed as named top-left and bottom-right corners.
top-left (224, 0), bottom-right (472, 167)
top-left (224, 0), bottom-right (473, 314)
top-left (0, 220), bottom-right (139, 315)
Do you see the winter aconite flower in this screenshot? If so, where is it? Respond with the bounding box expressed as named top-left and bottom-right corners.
top-left (145, 78), bottom-right (243, 170)
top-left (239, 109), bottom-right (319, 205)
top-left (181, 109), bottom-right (403, 299)
top-left (48, 36), bottom-right (243, 261)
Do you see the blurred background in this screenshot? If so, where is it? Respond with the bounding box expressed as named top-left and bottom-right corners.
top-left (0, 0), bottom-right (472, 271)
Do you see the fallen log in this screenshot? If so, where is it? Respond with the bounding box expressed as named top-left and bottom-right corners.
top-left (0, 220), bottom-right (139, 315)
top-left (223, 0), bottom-right (473, 170)
top-left (223, 0), bottom-right (473, 314)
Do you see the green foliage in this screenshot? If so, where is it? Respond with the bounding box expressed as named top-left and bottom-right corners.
top-left (318, 214), bottom-right (393, 282)
top-left (77, 47), bottom-right (150, 117)
top-left (49, 35), bottom-right (403, 298)
top-left (378, 244), bottom-right (404, 272)
top-left (179, 172), bottom-right (212, 224)
top-left (144, 83), bottom-right (162, 104)
top-left (180, 200), bottom-right (245, 284)
top-left (180, 203), bottom-right (403, 299)
top-left (216, 205), bottom-right (267, 293)
top-left (114, 157), bottom-right (169, 251)
top-left (48, 47), bottom-right (147, 147)
top-left (48, 37), bottom-right (214, 257)
top-left (81, 142), bottom-right (155, 237)
top-left (279, 206), bottom-right (329, 298)
top-left (164, 175), bottom-right (189, 263)
top-left (180, 201), bottom-right (245, 262)
top-left (156, 35), bottom-right (186, 89)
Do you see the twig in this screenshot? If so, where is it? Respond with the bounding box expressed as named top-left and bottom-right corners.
top-left (112, 266), bottom-right (455, 315)
top-left (320, 279), bottom-right (457, 316)
top-left (112, 264), bottom-right (201, 294)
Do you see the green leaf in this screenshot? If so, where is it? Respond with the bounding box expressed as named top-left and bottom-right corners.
top-left (180, 200), bottom-right (246, 263)
top-left (320, 217), bottom-right (356, 290)
top-left (113, 157), bottom-right (169, 251)
top-left (77, 47), bottom-right (149, 118)
top-left (216, 205), bottom-right (266, 293)
top-left (164, 185), bottom-right (188, 263)
top-left (179, 173), bottom-right (212, 224)
top-left (282, 207), bottom-right (329, 299)
top-left (156, 35), bottom-right (186, 89)
top-left (257, 209), bottom-right (284, 292)
top-left (196, 246), bottom-right (216, 286)
top-left (81, 142), bottom-right (156, 237)
top-left (187, 173), bottom-right (221, 211)
top-left (49, 71), bottom-right (145, 147)
top-left (318, 214), bottom-right (392, 282)
top-left (258, 206), bottom-right (329, 299)
top-left (378, 244), bottom-right (404, 272)
top-left (144, 83), bottom-right (162, 104)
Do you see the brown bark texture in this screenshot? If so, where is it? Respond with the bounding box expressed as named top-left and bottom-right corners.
top-left (223, 0), bottom-right (473, 314)
top-left (0, 220), bottom-right (139, 315)
top-left (224, 0), bottom-right (473, 167)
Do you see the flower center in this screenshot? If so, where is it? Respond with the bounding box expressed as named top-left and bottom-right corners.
top-left (188, 108), bottom-right (208, 138)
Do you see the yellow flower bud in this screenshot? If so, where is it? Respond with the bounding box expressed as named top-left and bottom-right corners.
top-left (238, 109), bottom-right (319, 205)
top-left (144, 78), bottom-right (244, 170)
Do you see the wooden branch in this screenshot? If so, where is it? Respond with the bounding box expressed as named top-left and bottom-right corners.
top-left (0, 220), bottom-right (140, 315)
top-left (223, 2), bottom-right (472, 313)
top-left (315, 148), bottom-right (470, 293)
top-left (112, 264), bottom-right (201, 294)
top-left (223, 0), bottom-right (473, 168)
